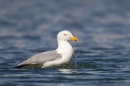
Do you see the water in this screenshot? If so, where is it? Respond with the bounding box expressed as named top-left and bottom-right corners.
top-left (0, 0), bottom-right (130, 86)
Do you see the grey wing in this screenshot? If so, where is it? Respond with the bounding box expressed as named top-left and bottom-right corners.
top-left (14, 51), bottom-right (62, 68)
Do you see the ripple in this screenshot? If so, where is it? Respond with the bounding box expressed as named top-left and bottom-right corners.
top-left (0, 0), bottom-right (130, 86)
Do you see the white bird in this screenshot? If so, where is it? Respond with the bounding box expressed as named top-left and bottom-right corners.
top-left (14, 30), bottom-right (78, 68)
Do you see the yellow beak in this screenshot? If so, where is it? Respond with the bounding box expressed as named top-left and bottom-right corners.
top-left (70, 36), bottom-right (78, 42)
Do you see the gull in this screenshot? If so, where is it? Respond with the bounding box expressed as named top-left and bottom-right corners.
top-left (14, 30), bottom-right (78, 68)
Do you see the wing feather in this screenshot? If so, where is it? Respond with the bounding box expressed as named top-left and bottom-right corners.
top-left (14, 51), bottom-right (62, 68)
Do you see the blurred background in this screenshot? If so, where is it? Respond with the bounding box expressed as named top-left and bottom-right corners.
top-left (0, 0), bottom-right (130, 49)
top-left (0, 0), bottom-right (130, 86)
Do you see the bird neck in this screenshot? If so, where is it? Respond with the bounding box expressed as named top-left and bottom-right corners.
top-left (56, 40), bottom-right (73, 54)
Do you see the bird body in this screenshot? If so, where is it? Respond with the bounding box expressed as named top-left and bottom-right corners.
top-left (14, 30), bottom-right (78, 68)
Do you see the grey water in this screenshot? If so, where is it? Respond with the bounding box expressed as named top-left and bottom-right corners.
top-left (0, 0), bottom-right (130, 86)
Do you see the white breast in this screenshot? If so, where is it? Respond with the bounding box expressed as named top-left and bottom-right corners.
top-left (56, 41), bottom-right (74, 63)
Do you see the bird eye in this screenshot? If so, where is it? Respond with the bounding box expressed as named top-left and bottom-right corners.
top-left (63, 34), bottom-right (67, 36)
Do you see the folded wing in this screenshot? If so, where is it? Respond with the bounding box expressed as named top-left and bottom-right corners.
top-left (14, 51), bottom-right (62, 68)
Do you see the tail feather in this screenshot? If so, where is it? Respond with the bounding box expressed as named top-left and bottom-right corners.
top-left (13, 64), bottom-right (29, 68)
top-left (13, 64), bottom-right (41, 68)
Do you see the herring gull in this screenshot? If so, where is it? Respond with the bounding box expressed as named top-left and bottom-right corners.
top-left (14, 30), bottom-right (78, 68)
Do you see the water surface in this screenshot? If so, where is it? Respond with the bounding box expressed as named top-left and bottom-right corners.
top-left (0, 0), bottom-right (130, 86)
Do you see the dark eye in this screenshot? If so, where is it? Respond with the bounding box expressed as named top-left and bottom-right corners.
top-left (63, 34), bottom-right (67, 36)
